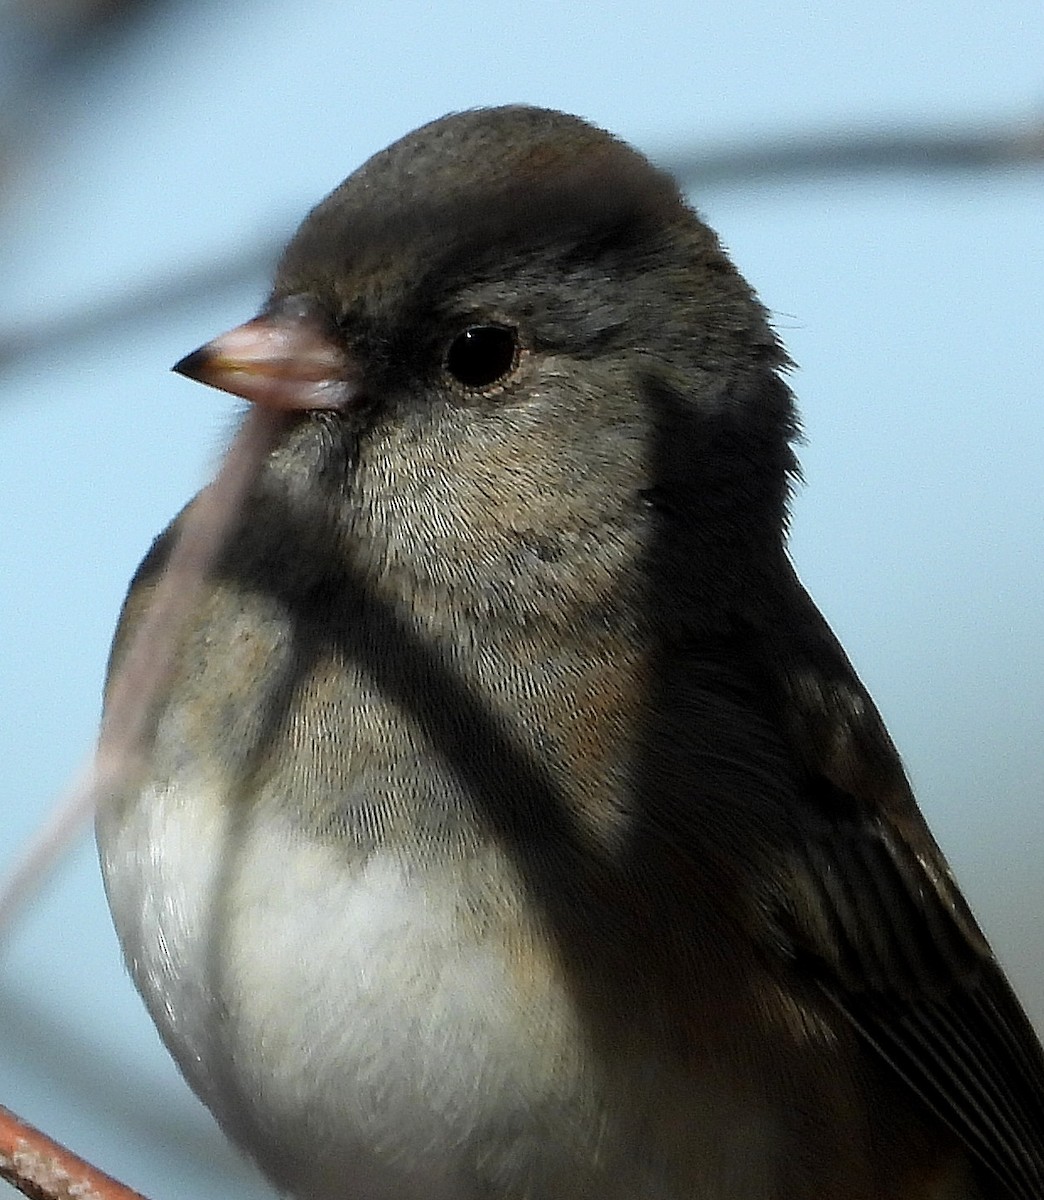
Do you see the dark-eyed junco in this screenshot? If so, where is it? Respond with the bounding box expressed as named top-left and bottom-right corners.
top-left (95, 106), bottom-right (1044, 1200)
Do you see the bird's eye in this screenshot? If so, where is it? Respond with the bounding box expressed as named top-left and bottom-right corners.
top-left (445, 325), bottom-right (519, 389)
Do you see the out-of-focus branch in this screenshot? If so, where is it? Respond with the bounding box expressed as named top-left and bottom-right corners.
top-left (1, 112), bottom-right (1041, 374)
top-left (0, 776), bottom-right (96, 932)
top-left (0, 409), bottom-right (288, 933)
top-left (658, 113), bottom-right (1044, 189)
top-left (0, 1), bottom-right (159, 197)
top-left (0, 1103), bottom-right (151, 1200)
top-left (0, 239), bottom-right (280, 373)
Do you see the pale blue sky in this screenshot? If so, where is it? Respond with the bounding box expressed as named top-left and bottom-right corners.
top-left (2, 2), bottom-right (1042, 1196)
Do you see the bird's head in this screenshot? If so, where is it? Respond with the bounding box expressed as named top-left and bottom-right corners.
top-left (175, 106), bottom-right (797, 631)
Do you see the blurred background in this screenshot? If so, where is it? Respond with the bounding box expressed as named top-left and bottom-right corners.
top-left (1, 1), bottom-right (1042, 1196)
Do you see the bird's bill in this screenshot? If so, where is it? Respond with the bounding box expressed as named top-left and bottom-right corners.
top-left (172, 303), bottom-right (354, 413)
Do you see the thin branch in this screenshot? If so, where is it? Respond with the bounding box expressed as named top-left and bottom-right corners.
top-left (658, 113), bottom-right (1044, 189)
top-left (0, 1103), bottom-right (151, 1200)
top-left (0, 772), bottom-right (96, 933)
top-left (0, 241), bottom-right (279, 373)
top-left (0, 408), bottom-right (288, 933)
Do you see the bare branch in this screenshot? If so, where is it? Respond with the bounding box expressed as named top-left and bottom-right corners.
top-left (0, 1103), bottom-right (151, 1200)
top-left (659, 113), bottom-right (1044, 189)
top-left (0, 408), bottom-right (287, 932)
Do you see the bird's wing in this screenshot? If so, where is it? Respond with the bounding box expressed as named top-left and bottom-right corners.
top-left (763, 574), bottom-right (1044, 1200)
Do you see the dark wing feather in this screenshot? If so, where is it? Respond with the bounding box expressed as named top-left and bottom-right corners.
top-left (762, 570), bottom-right (1044, 1200)
top-left (785, 788), bottom-right (1044, 1200)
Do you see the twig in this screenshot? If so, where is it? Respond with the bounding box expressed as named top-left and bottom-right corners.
top-left (0, 1103), bottom-right (151, 1200)
top-left (0, 407), bottom-right (287, 934)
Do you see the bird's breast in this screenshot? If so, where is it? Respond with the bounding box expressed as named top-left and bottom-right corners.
top-left (95, 594), bottom-right (798, 1198)
top-left (97, 765), bottom-right (789, 1200)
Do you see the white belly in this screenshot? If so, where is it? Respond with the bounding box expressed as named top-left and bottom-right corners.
top-left (98, 784), bottom-right (692, 1200)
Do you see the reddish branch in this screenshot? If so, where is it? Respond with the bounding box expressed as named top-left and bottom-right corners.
top-left (0, 1104), bottom-right (150, 1200)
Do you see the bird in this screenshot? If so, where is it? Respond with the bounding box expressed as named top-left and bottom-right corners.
top-left (95, 105), bottom-right (1044, 1200)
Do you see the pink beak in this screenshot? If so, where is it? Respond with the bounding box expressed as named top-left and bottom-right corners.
top-left (173, 301), bottom-right (357, 412)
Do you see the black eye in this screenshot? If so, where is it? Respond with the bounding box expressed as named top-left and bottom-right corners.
top-left (445, 325), bottom-right (519, 389)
